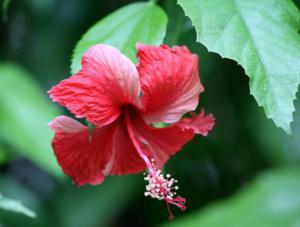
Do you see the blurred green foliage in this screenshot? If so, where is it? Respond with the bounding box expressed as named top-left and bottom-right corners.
top-left (164, 168), bottom-right (300, 227)
top-left (0, 0), bottom-right (300, 226)
top-left (0, 63), bottom-right (60, 176)
top-left (1, 0), bottom-right (10, 21)
top-left (0, 193), bottom-right (36, 218)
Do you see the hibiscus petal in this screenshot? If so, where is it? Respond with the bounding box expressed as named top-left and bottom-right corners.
top-left (176, 110), bottom-right (215, 136)
top-left (136, 43), bottom-right (203, 124)
top-left (49, 116), bottom-right (114, 186)
top-left (48, 44), bottom-right (140, 127)
top-left (131, 113), bottom-right (195, 169)
top-left (103, 116), bottom-right (146, 176)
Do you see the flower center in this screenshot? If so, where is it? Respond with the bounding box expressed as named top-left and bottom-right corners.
top-left (124, 108), bottom-right (186, 220)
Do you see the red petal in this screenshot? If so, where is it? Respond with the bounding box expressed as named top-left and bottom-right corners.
top-left (48, 44), bottom-right (140, 127)
top-left (103, 116), bottom-right (146, 176)
top-left (136, 43), bottom-right (203, 124)
top-left (49, 116), bottom-right (114, 186)
top-left (49, 115), bottom-right (146, 185)
top-left (176, 110), bottom-right (215, 136)
top-left (131, 113), bottom-right (195, 169)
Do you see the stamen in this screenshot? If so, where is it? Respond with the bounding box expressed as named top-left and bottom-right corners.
top-left (144, 160), bottom-right (186, 219)
top-left (124, 109), bottom-right (186, 219)
top-left (165, 200), bottom-right (174, 220)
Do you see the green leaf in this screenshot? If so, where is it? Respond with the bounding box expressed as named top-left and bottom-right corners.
top-left (0, 193), bottom-right (36, 218)
top-left (71, 1), bottom-right (167, 74)
top-left (178, 0), bottom-right (300, 134)
top-left (164, 168), bottom-right (300, 227)
top-left (0, 63), bottom-right (61, 176)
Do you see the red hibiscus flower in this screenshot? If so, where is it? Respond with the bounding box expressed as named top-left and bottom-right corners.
top-left (48, 43), bottom-right (215, 219)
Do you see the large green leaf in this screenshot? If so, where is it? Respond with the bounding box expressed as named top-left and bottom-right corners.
top-left (0, 63), bottom-right (61, 176)
top-left (0, 193), bottom-right (36, 218)
top-left (71, 1), bottom-right (167, 73)
top-left (178, 0), bottom-right (300, 134)
top-left (164, 168), bottom-right (300, 227)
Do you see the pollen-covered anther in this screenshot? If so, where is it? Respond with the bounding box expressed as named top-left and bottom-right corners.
top-left (143, 162), bottom-right (186, 219)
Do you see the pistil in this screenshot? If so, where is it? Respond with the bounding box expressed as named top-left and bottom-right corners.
top-left (125, 109), bottom-right (186, 220)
